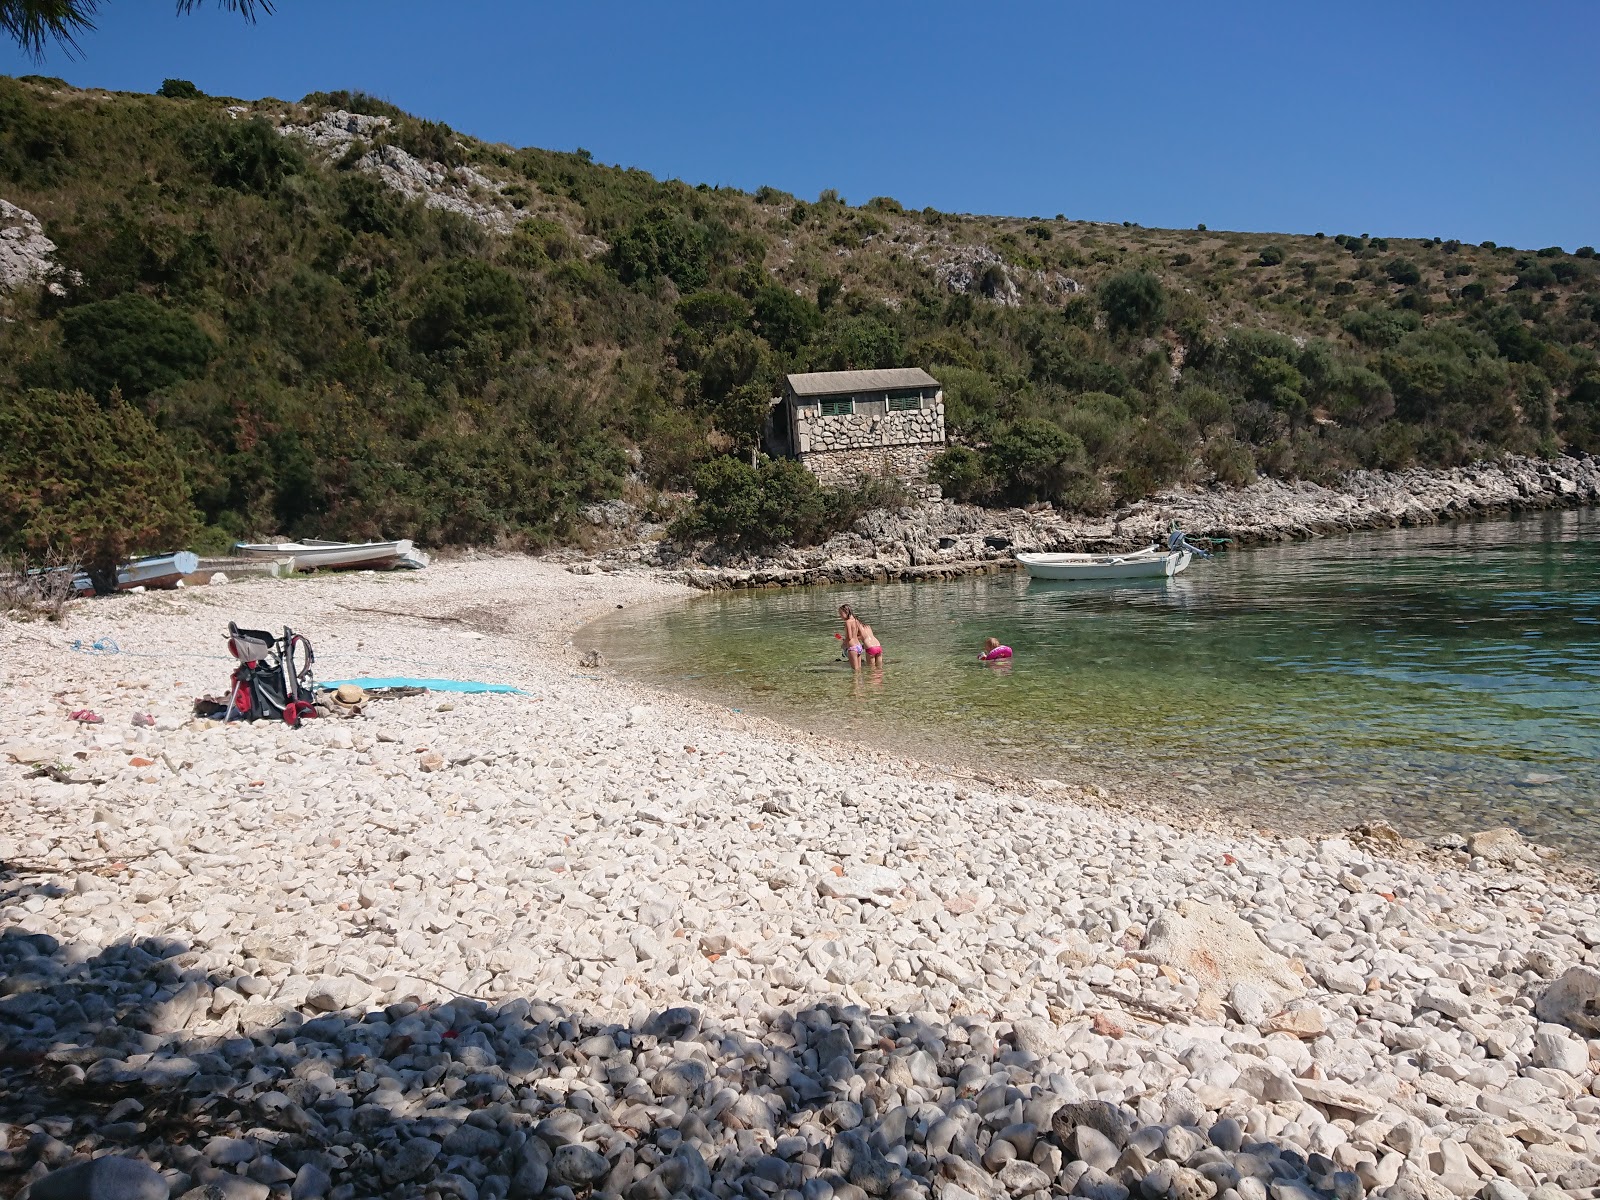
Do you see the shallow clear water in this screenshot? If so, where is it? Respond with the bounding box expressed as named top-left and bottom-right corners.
top-left (589, 510), bottom-right (1600, 854)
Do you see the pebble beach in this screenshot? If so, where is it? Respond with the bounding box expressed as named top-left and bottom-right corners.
top-left (4, 558), bottom-right (1600, 1200)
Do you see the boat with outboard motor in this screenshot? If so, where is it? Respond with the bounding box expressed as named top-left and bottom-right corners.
top-left (1017, 523), bottom-right (1214, 582)
top-left (1017, 546), bottom-right (1191, 580)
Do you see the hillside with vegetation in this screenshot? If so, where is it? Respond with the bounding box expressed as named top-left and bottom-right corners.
top-left (2, 75), bottom-right (1597, 566)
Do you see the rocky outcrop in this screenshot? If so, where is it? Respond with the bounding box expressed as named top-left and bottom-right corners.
top-left (0, 198), bottom-right (64, 294)
top-left (595, 453), bottom-right (1600, 589)
top-left (280, 110), bottom-right (516, 232)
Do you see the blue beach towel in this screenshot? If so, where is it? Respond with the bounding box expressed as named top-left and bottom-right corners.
top-left (318, 677), bottom-right (526, 695)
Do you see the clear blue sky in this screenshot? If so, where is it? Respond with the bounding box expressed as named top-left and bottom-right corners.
top-left (5, 0), bottom-right (1596, 249)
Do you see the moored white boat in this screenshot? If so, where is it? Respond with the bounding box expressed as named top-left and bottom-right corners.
top-left (234, 539), bottom-right (424, 572)
top-left (1017, 546), bottom-right (1191, 581)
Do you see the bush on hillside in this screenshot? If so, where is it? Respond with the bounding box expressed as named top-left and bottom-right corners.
top-left (1203, 437), bottom-right (1257, 486)
top-left (669, 456), bottom-right (822, 550)
top-left (671, 457), bottom-right (906, 551)
top-left (158, 79), bottom-right (203, 99)
top-left (986, 418), bottom-right (1089, 506)
top-left (1385, 258), bottom-right (1423, 286)
top-left (751, 285), bottom-right (821, 354)
top-left (201, 117), bottom-right (305, 194)
top-left (407, 259), bottom-right (528, 357)
top-left (930, 445), bottom-right (993, 502)
top-left (1098, 270), bottom-right (1166, 337)
top-left (59, 295), bottom-right (215, 400)
top-left (0, 389), bottom-right (198, 587)
top-left (610, 207), bottom-right (714, 290)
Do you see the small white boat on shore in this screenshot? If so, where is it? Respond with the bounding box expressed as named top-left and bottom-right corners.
top-left (234, 539), bottom-right (428, 572)
top-left (1017, 547), bottom-right (1191, 581)
top-left (66, 550), bottom-right (201, 594)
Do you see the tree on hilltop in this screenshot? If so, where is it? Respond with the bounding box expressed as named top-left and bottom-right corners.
top-left (2, 0), bottom-right (269, 57)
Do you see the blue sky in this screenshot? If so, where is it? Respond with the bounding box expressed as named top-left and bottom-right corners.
top-left (4, 0), bottom-right (1596, 249)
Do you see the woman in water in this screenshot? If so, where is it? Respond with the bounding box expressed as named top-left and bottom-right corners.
top-left (838, 604), bottom-right (883, 670)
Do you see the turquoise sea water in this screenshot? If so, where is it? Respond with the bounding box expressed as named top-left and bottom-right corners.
top-left (588, 510), bottom-right (1600, 854)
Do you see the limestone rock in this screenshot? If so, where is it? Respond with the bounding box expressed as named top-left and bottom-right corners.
top-left (1466, 827), bottom-right (1530, 866)
top-left (29, 1156), bottom-right (169, 1200)
top-left (1292, 1077), bottom-right (1384, 1116)
top-left (1053, 1101), bottom-right (1136, 1149)
top-left (1141, 900), bottom-right (1303, 1001)
top-left (1535, 966), bottom-right (1600, 1036)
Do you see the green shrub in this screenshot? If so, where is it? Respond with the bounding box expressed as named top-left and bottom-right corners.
top-left (1515, 260), bottom-right (1558, 290)
top-left (202, 117), bottom-right (305, 194)
top-left (60, 295), bottom-right (215, 400)
top-left (407, 259), bottom-right (528, 357)
top-left (1258, 245), bottom-right (1285, 267)
top-left (1058, 392), bottom-right (1131, 466)
top-left (751, 285), bottom-right (821, 354)
top-left (1203, 437), bottom-right (1256, 486)
top-left (1558, 371), bottom-right (1600, 453)
top-left (930, 445), bottom-right (992, 502)
top-left (810, 312), bottom-right (902, 370)
top-left (985, 418), bottom-right (1088, 505)
top-left (672, 455), bottom-right (888, 550)
top-left (1341, 307), bottom-right (1420, 348)
top-left (1099, 270), bottom-right (1167, 336)
top-left (158, 79), bottom-right (203, 99)
top-left (1113, 420), bottom-right (1188, 501)
top-left (1181, 386), bottom-right (1231, 434)
top-left (610, 207), bottom-right (715, 290)
top-left (338, 173), bottom-right (408, 236)
top-left (1384, 258), bottom-right (1422, 286)
top-left (301, 90), bottom-right (405, 119)
top-left (0, 389), bottom-right (198, 587)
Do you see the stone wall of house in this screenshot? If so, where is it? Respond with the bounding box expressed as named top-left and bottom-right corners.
top-left (799, 443), bottom-right (945, 493)
top-left (792, 402), bottom-right (945, 456)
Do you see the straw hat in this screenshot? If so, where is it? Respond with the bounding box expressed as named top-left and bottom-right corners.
top-left (327, 683), bottom-right (367, 715)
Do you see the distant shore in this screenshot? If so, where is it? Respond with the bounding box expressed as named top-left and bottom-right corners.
top-left (572, 453), bottom-right (1600, 589)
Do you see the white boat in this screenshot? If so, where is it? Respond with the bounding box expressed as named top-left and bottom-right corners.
top-left (66, 550), bottom-right (201, 594)
top-left (234, 539), bottom-right (426, 572)
top-left (1017, 546), bottom-right (1191, 581)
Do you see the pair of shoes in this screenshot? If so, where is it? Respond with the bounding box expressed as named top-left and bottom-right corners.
top-left (69, 709), bottom-right (104, 724)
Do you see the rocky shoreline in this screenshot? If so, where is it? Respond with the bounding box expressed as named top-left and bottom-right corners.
top-left (3, 559), bottom-right (1600, 1200)
top-left (573, 455), bottom-right (1600, 590)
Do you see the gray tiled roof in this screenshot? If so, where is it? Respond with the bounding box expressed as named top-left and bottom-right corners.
top-left (785, 368), bottom-right (940, 397)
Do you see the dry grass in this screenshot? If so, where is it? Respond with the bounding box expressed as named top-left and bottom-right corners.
top-left (0, 549), bottom-right (78, 622)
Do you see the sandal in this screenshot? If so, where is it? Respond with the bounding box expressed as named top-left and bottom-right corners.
top-left (68, 709), bottom-right (104, 724)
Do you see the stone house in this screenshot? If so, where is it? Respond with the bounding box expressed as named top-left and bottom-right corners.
top-left (770, 368), bottom-right (946, 494)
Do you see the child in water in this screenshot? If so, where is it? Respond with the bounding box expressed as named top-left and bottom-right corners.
top-left (979, 637), bottom-right (1013, 662)
top-left (838, 604), bottom-right (883, 670)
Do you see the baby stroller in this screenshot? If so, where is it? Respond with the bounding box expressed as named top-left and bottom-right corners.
top-left (226, 621), bottom-right (318, 726)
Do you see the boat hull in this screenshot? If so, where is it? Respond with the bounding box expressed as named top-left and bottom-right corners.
top-left (1017, 550), bottom-right (1190, 581)
top-left (69, 551), bottom-right (201, 594)
top-left (234, 540), bottom-right (418, 571)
